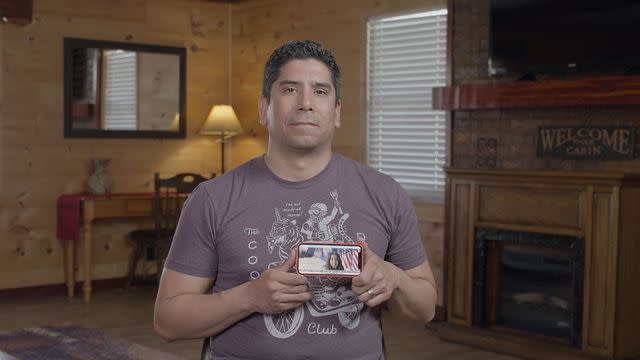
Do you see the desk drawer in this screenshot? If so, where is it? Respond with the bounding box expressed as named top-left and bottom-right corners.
top-left (91, 198), bottom-right (153, 218)
top-left (126, 199), bottom-right (152, 214)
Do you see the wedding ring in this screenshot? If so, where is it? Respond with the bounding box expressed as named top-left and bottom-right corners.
top-left (367, 288), bottom-right (375, 297)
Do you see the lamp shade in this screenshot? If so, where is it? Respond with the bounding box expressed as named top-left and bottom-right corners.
top-left (199, 105), bottom-right (243, 138)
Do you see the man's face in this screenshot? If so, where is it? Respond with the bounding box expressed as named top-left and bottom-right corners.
top-left (259, 58), bottom-right (341, 154)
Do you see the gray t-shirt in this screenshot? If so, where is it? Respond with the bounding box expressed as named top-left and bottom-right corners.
top-left (165, 153), bottom-right (426, 360)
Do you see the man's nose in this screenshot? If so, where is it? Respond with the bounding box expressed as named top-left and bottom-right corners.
top-left (298, 89), bottom-right (314, 112)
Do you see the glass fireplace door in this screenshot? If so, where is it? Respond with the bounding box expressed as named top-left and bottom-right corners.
top-left (473, 228), bottom-right (584, 347)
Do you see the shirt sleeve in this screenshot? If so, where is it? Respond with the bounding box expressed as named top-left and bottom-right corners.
top-left (384, 184), bottom-right (427, 270)
top-left (164, 184), bottom-right (219, 278)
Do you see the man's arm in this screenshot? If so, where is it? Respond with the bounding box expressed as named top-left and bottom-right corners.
top-left (154, 250), bottom-right (312, 341)
top-left (351, 243), bottom-right (437, 323)
top-left (385, 260), bottom-right (437, 322)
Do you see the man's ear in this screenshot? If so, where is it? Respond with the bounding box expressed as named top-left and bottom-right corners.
top-left (258, 95), bottom-right (269, 126)
top-left (334, 100), bottom-right (341, 129)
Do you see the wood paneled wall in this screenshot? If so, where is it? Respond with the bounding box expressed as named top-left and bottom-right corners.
top-left (0, 0), bottom-right (230, 289)
top-left (0, 0), bottom-right (446, 304)
top-left (230, 0), bottom-right (447, 304)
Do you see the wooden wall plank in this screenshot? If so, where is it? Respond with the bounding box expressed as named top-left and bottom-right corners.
top-left (0, 0), bottom-right (228, 290)
top-left (36, 0), bottom-right (147, 23)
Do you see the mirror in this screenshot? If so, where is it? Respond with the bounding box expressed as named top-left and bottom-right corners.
top-left (63, 38), bottom-right (186, 138)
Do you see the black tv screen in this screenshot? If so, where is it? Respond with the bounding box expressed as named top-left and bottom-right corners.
top-left (489, 0), bottom-right (640, 78)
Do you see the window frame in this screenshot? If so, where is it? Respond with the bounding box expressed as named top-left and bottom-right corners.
top-left (366, 8), bottom-right (449, 203)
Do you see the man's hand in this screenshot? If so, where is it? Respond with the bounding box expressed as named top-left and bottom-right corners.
top-left (351, 242), bottom-right (399, 307)
top-left (247, 249), bottom-right (312, 314)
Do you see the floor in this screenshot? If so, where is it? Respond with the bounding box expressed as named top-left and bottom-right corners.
top-left (0, 286), bottom-right (523, 359)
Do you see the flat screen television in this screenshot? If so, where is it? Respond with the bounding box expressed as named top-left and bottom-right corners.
top-left (489, 0), bottom-right (640, 78)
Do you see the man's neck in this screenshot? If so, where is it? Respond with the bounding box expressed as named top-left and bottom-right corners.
top-left (264, 147), bottom-right (333, 182)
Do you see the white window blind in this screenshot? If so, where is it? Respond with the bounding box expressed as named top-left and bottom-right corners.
top-left (367, 9), bottom-right (447, 202)
top-left (103, 50), bottom-right (137, 130)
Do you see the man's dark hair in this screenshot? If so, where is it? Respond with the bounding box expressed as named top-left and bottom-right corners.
top-left (262, 40), bottom-right (341, 104)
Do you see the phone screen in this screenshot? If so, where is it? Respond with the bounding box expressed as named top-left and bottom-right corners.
top-left (296, 243), bottom-right (363, 277)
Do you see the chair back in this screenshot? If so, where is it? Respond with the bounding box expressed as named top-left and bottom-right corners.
top-left (153, 172), bottom-right (209, 272)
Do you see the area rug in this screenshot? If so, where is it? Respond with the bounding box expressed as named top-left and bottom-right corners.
top-left (0, 325), bottom-right (182, 360)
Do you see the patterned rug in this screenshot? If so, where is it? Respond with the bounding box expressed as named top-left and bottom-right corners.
top-left (0, 325), bottom-right (182, 360)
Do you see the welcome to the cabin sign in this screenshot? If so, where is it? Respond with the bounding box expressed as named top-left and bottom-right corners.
top-left (536, 126), bottom-right (635, 160)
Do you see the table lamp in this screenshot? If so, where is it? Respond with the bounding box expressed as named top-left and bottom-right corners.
top-left (199, 105), bottom-right (243, 174)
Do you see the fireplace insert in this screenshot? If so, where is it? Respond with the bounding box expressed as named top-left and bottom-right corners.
top-left (473, 228), bottom-right (584, 347)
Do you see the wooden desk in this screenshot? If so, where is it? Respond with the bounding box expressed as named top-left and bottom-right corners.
top-left (63, 194), bottom-right (154, 303)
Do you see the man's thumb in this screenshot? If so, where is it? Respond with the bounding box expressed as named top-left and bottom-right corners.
top-left (278, 248), bottom-right (298, 272)
top-left (358, 240), bottom-right (375, 263)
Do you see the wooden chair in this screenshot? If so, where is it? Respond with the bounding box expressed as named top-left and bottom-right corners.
top-left (126, 172), bottom-right (210, 286)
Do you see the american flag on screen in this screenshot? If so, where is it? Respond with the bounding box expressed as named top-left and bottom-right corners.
top-left (338, 248), bottom-right (360, 271)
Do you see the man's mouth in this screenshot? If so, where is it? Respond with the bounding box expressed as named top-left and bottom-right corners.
top-left (289, 122), bottom-right (319, 127)
top-left (288, 113), bottom-right (320, 127)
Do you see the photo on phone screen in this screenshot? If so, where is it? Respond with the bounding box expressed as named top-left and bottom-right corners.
top-left (296, 243), bottom-right (363, 277)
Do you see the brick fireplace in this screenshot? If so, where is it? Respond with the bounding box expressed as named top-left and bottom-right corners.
top-left (440, 169), bottom-right (640, 359)
top-left (432, 1), bottom-right (640, 358)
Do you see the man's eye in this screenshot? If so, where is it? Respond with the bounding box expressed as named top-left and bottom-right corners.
top-left (283, 87), bottom-right (297, 93)
top-left (315, 89), bottom-right (328, 95)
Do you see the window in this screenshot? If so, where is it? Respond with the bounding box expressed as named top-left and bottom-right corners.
top-left (367, 9), bottom-right (447, 202)
top-left (103, 50), bottom-right (137, 130)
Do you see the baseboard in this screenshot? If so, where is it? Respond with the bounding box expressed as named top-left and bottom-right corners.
top-left (0, 277), bottom-right (128, 300)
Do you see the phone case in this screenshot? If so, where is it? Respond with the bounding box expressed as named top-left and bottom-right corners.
top-left (295, 242), bottom-right (364, 277)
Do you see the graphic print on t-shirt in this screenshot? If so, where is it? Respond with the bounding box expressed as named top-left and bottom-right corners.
top-left (265, 207), bottom-right (304, 270)
top-left (260, 190), bottom-right (365, 339)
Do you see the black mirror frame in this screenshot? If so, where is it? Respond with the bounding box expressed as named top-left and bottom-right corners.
top-left (63, 37), bottom-right (187, 139)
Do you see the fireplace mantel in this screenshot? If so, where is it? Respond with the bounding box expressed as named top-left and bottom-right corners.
top-left (441, 169), bottom-right (640, 359)
top-left (431, 76), bottom-right (640, 110)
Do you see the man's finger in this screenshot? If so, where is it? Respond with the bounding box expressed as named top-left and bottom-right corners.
top-left (280, 283), bottom-right (310, 294)
top-left (279, 292), bottom-right (313, 303)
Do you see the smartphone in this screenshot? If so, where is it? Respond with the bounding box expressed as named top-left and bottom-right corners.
top-left (296, 242), bottom-right (364, 277)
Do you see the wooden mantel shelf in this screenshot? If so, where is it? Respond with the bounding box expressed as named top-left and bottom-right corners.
top-left (432, 75), bottom-right (640, 110)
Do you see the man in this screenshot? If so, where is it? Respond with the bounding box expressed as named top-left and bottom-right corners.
top-left (154, 40), bottom-right (437, 360)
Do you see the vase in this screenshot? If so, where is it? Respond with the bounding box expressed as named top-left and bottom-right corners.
top-left (88, 158), bottom-right (112, 195)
